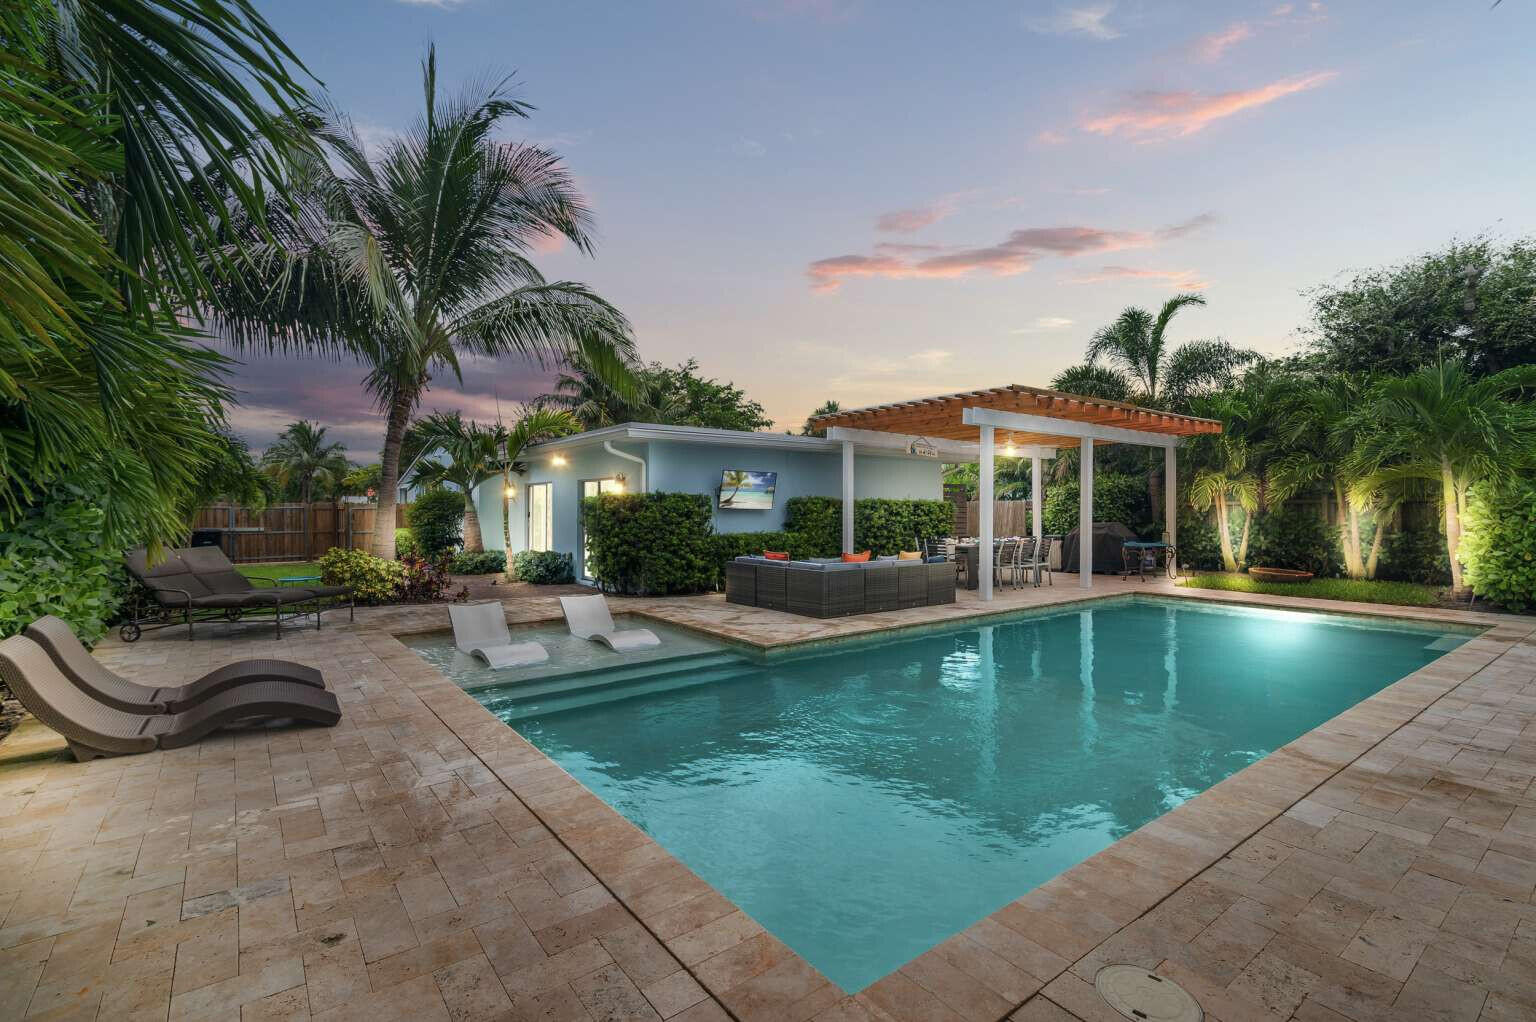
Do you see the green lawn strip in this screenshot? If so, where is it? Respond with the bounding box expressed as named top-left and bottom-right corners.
top-left (236, 561), bottom-right (325, 583)
top-left (1177, 573), bottom-right (1441, 607)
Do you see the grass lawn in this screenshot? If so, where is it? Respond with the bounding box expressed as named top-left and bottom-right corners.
top-left (236, 561), bottom-right (326, 582)
top-left (1177, 572), bottom-right (1443, 607)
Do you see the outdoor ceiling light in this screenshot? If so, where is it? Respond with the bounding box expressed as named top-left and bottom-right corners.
top-left (1004, 442), bottom-right (1018, 456)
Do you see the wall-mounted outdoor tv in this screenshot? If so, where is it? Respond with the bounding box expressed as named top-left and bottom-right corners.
top-left (718, 469), bottom-right (777, 510)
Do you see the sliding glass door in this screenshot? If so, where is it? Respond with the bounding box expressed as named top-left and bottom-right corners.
top-left (526, 482), bottom-right (552, 552)
top-left (578, 478), bottom-right (621, 581)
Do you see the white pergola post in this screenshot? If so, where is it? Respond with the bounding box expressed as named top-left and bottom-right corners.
top-left (1030, 454), bottom-right (1043, 544)
top-left (1165, 444), bottom-right (1178, 554)
top-left (841, 440), bottom-right (855, 554)
top-left (1079, 435), bottom-right (1093, 588)
top-left (979, 425), bottom-right (994, 599)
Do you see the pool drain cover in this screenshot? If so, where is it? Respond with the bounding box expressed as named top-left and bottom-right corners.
top-left (1094, 965), bottom-right (1203, 1022)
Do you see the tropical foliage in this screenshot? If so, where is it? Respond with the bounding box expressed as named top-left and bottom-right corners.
top-left (260, 421), bottom-right (350, 503)
top-left (541, 356), bottom-right (770, 432)
top-left (1, 0), bottom-right (313, 550)
top-left (1460, 477), bottom-right (1536, 611)
top-left (214, 47), bottom-right (636, 560)
top-left (511, 550), bottom-right (575, 585)
top-left (406, 487), bottom-right (466, 558)
top-left (0, 492), bottom-right (121, 643)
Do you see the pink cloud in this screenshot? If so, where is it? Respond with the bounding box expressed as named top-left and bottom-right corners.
top-left (1069, 266), bottom-right (1211, 289)
top-left (1193, 22), bottom-right (1253, 62)
top-left (1034, 129), bottom-right (1069, 146)
top-left (1081, 71), bottom-right (1339, 140)
top-left (876, 206), bottom-right (949, 233)
top-left (807, 214), bottom-right (1215, 292)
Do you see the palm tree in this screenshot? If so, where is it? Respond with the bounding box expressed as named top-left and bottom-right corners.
top-left (540, 352), bottom-right (678, 430)
top-left (1350, 359), bottom-right (1536, 593)
top-left (260, 422), bottom-right (350, 504)
top-left (410, 408), bottom-right (577, 552)
top-left (2, 0), bottom-right (312, 544)
top-left (1049, 364), bottom-right (1135, 402)
top-left (720, 470), bottom-right (749, 507)
top-left (215, 48), bottom-right (636, 559)
top-left (1186, 397), bottom-right (1258, 572)
top-left (799, 400), bottom-right (842, 437)
top-left (1083, 294), bottom-right (1254, 410)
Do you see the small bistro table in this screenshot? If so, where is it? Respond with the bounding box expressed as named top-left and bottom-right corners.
top-left (1120, 540), bottom-right (1172, 581)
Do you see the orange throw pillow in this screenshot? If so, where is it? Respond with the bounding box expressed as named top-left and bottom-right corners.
top-left (897, 550), bottom-right (922, 560)
top-left (841, 550), bottom-right (872, 563)
top-left (763, 551), bottom-right (789, 561)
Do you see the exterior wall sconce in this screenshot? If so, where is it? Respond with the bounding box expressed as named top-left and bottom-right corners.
top-left (551, 454), bottom-right (567, 467)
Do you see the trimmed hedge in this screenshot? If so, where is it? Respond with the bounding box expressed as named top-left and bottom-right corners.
top-left (580, 492), bottom-right (955, 594)
top-left (583, 493), bottom-right (716, 595)
top-left (448, 550), bottom-right (505, 574)
top-left (1246, 509), bottom-right (1344, 578)
top-left (512, 550), bottom-right (575, 585)
top-left (1462, 479), bottom-right (1536, 610)
top-left (0, 493), bottom-right (120, 644)
top-left (407, 487), bottom-right (463, 556)
top-left (1042, 473), bottom-right (1152, 536)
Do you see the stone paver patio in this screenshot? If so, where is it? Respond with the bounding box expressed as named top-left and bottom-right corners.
top-left (2, 580), bottom-right (1535, 1021)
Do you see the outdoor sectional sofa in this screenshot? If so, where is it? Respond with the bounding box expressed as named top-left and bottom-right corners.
top-left (726, 556), bottom-right (956, 618)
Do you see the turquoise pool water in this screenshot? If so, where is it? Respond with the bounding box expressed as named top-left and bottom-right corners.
top-left (480, 598), bottom-right (1472, 992)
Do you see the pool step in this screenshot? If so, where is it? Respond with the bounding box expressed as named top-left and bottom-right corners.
top-left (456, 647), bottom-right (738, 695)
top-left (483, 655), bottom-right (758, 721)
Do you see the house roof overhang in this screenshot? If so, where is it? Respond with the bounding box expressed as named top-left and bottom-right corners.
top-left (810, 383), bottom-right (1221, 449)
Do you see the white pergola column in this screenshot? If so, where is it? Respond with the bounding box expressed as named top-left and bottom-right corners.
top-left (1165, 444), bottom-right (1178, 553)
top-left (979, 425), bottom-right (994, 599)
top-left (1030, 454), bottom-right (1043, 544)
top-left (1079, 435), bottom-right (1093, 588)
top-left (841, 440), bottom-right (855, 554)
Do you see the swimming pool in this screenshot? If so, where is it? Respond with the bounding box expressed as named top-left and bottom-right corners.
top-left (440, 597), bottom-right (1473, 992)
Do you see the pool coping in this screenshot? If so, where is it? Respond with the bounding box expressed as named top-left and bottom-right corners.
top-left (379, 586), bottom-right (1536, 1019)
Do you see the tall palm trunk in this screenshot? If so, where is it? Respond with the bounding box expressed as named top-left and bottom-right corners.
top-left (462, 494), bottom-right (483, 553)
top-left (1236, 508), bottom-right (1252, 569)
top-left (1364, 515), bottom-right (1386, 580)
top-left (1441, 458), bottom-right (1465, 593)
top-left (373, 391), bottom-right (413, 559)
top-left (1337, 482), bottom-right (1365, 579)
top-left (1215, 501), bottom-right (1238, 572)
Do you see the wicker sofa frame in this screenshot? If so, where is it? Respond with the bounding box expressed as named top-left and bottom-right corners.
top-left (726, 557), bottom-right (955, 618)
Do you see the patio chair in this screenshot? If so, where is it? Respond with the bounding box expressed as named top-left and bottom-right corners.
top-left (123, 547), bottom-right (314, 641)
top-left (1025, 536), bottom-right (1053, 587)
top-left (23, 615), bottom-right (324, 713)
top-left (179, 546), bottom-right (354, 628)
top-left (559, 595), bottom-right (660, 651)
top-left (448, 603), bottom-right (549, 669)
top-left (993, 539), bottom-right (1021, 589)
top-left (0, 634), bottom-right (341, 762)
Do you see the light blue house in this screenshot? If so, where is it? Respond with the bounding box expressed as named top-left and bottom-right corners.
top-left (469, 423), bottom-right (953, 583)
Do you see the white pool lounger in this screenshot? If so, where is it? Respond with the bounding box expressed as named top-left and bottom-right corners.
top-left (448, 603), bottom-right (549, 669)
top-left (559, 595), bottom-right (661, 652)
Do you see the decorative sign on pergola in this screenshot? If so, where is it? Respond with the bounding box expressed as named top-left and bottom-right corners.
top-left (811, 385), bottom-right (1222, 597)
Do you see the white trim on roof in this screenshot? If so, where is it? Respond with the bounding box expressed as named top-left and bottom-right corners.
top-left (523, 422), bottom-right (938, 457)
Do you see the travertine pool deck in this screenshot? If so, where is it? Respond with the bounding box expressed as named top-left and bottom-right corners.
top-left (2, 579), bottom-right (1535, 1021)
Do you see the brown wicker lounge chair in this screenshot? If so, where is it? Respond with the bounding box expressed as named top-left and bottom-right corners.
top-left (0, 635), bottom-right (341, 761)
top-left (24, 616), bottom-right (324, 713)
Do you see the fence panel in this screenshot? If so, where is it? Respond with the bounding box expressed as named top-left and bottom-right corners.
top-left (963, 500), bottom-right (1035, 537)
top-left (191, 502), bottom-right (403, 562)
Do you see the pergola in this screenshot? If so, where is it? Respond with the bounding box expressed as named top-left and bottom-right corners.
top-left (811, 384), bottom-right (1222, 598)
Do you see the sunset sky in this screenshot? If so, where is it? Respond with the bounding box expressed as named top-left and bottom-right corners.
top-left (229, 0), bottom-right (1536, 457)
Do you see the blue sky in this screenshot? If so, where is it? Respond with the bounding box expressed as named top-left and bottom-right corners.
top-left (229, 0), bottom-right (1536, 456)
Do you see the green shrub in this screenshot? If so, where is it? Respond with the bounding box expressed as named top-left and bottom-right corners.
top-left (583, 493), bottom-right (715, 595)
top-left (0, 494), bottom-right (120, 644)
top-left (406, 488), bottom-right (464, 556)
top-left (1178, 573), bottom-right (1439, 607)
top-left (318, 547), bottom-right (405, 605)
top-left (512, 550), bottom-right (575, 585)
top-left (1378, 529), bottom-right (1451, 585)
top-left (706, 531), bottom-right (813, 585)
top-left (1175, 511), bottom-right (1223, 572)
top-left (1246, 508), bottom-right (1344, 577)
top-left (449, 550), bottom-right (506, 574)
top-left (394, 526), bottom-right (421, 559)
top-left (1462, 479), bottom-right (1536, 610)
top-left (1042, 473), bottom-right (1152, 536)
top-left (783, 496), bottom-right (952, 555)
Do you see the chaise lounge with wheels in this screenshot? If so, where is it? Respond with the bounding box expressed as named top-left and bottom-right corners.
top-left (0, 634), bottom-right (341, 762)
top-left (121, 546), bottom-right (353, 641)
top-left (24, 615), bottom-right (325, 713)
top-left (447, 603), bottom-right (549, 669)
top-left (559, 595), bottom-right (660, 651)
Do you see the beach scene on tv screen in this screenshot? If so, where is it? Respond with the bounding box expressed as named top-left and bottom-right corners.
top-left (719, 469), bottom-right (776, 510)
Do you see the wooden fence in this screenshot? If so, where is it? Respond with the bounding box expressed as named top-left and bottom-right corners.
top-left (190, 503), bottom-right (406, 563)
